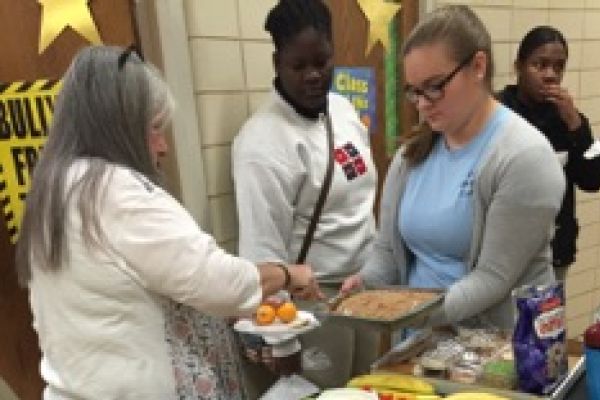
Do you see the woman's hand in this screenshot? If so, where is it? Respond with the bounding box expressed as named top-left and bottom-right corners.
top-left (543, 84), bottom-right (582, 131)
top-left (340, 274), bottom-right (363, 295)
top-left (262, 295), bottom-right (285, 309)
top-left (287, 264), bottom-right (324, 300)
top-left (257, 263), bottom-right (323, 300)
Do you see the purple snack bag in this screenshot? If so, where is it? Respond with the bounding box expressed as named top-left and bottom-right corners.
top-left (513, 283), bottom-right (567, 395)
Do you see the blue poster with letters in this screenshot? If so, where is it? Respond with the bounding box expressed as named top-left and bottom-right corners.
top-left (331, 67), bottom-right (376, 134)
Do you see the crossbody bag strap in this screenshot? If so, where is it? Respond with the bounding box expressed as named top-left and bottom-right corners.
top-left (296, 113), bottom-right (335, 264)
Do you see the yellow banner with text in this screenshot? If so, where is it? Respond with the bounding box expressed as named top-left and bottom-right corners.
top-left (0, 80), bottom-right (61, 244)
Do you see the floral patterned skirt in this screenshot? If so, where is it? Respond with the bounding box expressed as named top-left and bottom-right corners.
top-left (164, 302), bottom-right (248, 400)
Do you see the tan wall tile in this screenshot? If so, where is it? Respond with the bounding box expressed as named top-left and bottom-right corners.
top-left (190, 39), bottom-right (245, 91)
top-left (202, 145), bottom-right (233, 196)
top-left (514, 0), bottom-right (549, 8)
top-left (577, 198), bottom-right (600, 225)
top-left (580, 71), bottom-right (600, 98)
top-left (549, 0), bottom-right (585, 8)
top-left (510, 42), bottom-right (519, 64)
top-left (511, 9), bottom-right (549, 41)
top-left (584, 11), bottom-right (600, 38)
top-left (577, 188), bottom-right (600, 202)
top-left (248, 91), bottom-right (271, 114)
top-left (562, 71), bottom-right (580, 99)
top-left (567, 313), bottom-right (592, 338)
top-left (184, 0), bottom-right (239, 37)
top-left (566, 293), bottom-right (592, 322)
top-left (566, 270), bottom-right (597, 297)
top-left (470, 7), bottom-right (512, 41)
top-left (578, 222), bottom-right (600, 249)
top-left (582, 41), bottom-right (600, 69)
top-left (243, 42), bottom-right (275, 90)
top-left (592, 288), bottom-right (600, 312)
top-left (578, 97), bottom-right (600, 125)
top-left (493, 74), bottom-right (513, 92)
top-left (565, 40), bottom-right (582, 71)
top-left (209, 194), bottom-right (238, 242)
top-left (493, 43), bottom-right (512, 75)
top-left (238, 0), bottom-right (278, 40)
top-left (549, 10), bottom-right (584, 40)
top-left (569, 247), bottom-right (598, 274)
top-left (197, 93), bottom-right (249, 146)
top-left (587, 0), bottom-right (600, 9)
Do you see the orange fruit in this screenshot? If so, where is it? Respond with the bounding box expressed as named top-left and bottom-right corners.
top-left (360, 114), bottom-right (371, 128)
top-left (276, 301), bottom-right (297, 323)
top-left (255, 304), bottom-right (276, 325)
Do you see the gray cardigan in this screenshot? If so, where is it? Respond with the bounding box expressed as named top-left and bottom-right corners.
top-left (360, 107), bottom-right (566, 329)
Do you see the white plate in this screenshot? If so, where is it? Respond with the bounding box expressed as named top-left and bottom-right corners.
top-left (316, 388), bottom-right (378, 400)
top-left (233, 310), bottom-right (319, 336)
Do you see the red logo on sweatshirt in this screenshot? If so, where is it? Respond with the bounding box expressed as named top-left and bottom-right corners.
top-left (334, 142), bottom-right (367, 181)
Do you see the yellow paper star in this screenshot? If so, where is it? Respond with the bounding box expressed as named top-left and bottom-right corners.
top-left (357, 0), bottom-right (401, 55)
top-left (38, 0), bottom-right (102, 54)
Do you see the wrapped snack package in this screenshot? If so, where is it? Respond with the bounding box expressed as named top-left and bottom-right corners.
top-left (419, 339), bottom-right (465, 379)
top-left (512, 283), bottom-right (567, 395)
top-left (481, 360), bottom-right (516, 390)
top-left (449, 361), bottom-right (483, 384)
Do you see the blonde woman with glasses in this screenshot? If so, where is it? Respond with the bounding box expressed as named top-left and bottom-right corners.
top-left (342, 5), bottom-right (565, 330)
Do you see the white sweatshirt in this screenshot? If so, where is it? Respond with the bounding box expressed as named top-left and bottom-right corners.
top-left (233, 90), bottom-right (376, 284)
top-left (29, 160), bottom-right (262, 399)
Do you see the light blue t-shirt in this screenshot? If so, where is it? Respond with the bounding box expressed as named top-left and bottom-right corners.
top-left (400, 105), bottom-right (509, 289)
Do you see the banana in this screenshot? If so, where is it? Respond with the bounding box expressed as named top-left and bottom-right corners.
top-left (347, 374), bottom-right (435, 395)
top-left (444, 393), bottom-right (509, 400)
top-left (372, 390), bottom-right (443, 400)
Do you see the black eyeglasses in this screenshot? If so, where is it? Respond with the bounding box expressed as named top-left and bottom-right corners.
top-left (118, 45), bottom-right (144, 70)
top-left (404, 52), bottom-right (476, 104)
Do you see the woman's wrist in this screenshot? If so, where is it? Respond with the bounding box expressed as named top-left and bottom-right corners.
top-left (275, 263), bottom-right (291, 289)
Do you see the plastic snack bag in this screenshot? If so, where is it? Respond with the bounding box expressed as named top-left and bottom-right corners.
top-left (512, 282), bottom-right (567, 395)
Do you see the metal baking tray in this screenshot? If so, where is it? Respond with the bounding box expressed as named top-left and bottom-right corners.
top-left (323, 286), bottom-right (445, 331)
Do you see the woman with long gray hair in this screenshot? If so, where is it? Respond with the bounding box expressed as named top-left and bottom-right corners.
top-left (16, 45), bottom-right (319, 399)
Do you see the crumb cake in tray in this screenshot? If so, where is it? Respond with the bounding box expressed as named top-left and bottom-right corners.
top-left (327, 287), bottom-right (445, 330)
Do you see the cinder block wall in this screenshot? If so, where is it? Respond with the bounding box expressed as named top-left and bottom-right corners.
top-left (183, 0), bottom-right (276, 254)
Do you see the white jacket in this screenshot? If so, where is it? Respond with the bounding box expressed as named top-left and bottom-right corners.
top-left (29, 160), bottom-right (262, 399)
top-left (233, 90), bottom-right (376, 284)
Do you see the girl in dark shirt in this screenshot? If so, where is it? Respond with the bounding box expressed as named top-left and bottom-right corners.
top-left (498, 26), bottom-right (600, 280)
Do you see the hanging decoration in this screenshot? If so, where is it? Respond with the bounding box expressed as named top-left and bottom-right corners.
top-left (38, 0), bottom-right (102, 54)
top-left (357, 0), bottom-right (401, 56)
top-left (357, 0), bottom-right (402, 155)
top-left (385, 18), bottom-right (399, 156)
